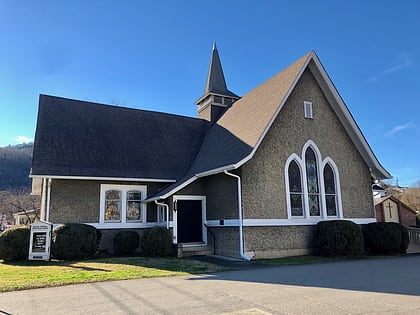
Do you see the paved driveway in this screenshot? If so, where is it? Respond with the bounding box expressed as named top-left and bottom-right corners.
top-left (1, 255), bottom-right (419, 314)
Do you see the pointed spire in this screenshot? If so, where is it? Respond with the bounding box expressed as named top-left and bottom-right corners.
top-left (196, 44), bottom-right (240, 122)
top-left (204, 43), bottom-right (227, 95)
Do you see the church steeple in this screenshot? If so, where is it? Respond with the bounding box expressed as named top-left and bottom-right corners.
top-left (196, 43), bottom-right (239, 122)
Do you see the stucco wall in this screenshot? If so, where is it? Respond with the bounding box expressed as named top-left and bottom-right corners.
top-left (208, 227), bottom-right (240, 258)
top-left (204, 174), bottom-right (238, 220)
top-left (244, 225), bottom-right (315, 258)
top-left (241, 68), bottom-right (374, 220)
top-left (49, 179), bottom-right (167, 224)
top-left (170, 174), bottom-right (238, 220)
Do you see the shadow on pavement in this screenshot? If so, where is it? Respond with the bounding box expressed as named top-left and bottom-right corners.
top-left (188, 254), bottom-right (420, 296)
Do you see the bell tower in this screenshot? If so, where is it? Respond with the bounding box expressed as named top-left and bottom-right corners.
top-left (195, 43), bottom-right (239, 122)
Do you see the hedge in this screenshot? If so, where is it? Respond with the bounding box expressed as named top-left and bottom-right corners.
top-left (364, 222), bottom-right (408, 254)
top-left (52, 223), bottom-right (101, 260)
top-left (141, 227), bottom-right (173, 257)
top-left (314, 220), bottom-right (364, 257)
top-left (113, 231), bottom-right (140, 255)
top-left (0, 225), bottom-right (30, 262)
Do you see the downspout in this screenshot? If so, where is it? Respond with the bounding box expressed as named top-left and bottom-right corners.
top-left (46, 178), bottom-right (52, 222)
top-left (40, 178), bottom-right (47, 220)
top-left (224, 170), bottom-right (251, 261)
top-left (155, 200), bottom-right (170, 230)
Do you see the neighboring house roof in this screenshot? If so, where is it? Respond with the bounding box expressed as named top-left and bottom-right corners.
top-left (148, 50), bottom-right (391, 200)
top-left (374, 195), bottom-right (418, 214)
top-left (372, 184), bottom-right (385, 191)
top-left (31, 95), bottom-right (208, 181)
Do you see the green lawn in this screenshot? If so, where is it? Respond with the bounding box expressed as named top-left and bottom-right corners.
top-left (0, 257), bottom-right (226, 292)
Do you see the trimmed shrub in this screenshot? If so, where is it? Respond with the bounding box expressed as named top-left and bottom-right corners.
top-left (364, 222), bottom-right (408, 255)
top-left (113, 231), bottom-right (140, 255)
top-left (141, 227), bottom-right (173, 257)
top-left (314, 220), bottom-right (364, 257)
top-left (52, 223), bottom-right (100, 260)
top-left (0, 225), bottom-right (30, 262)
top-left (389, 223), bottom-right (409, 253)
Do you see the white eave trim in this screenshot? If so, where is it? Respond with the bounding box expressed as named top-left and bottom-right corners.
top-left (147, 164), bottom-right (238, 201)
top-left (29, 175), bottom-right (176, 183)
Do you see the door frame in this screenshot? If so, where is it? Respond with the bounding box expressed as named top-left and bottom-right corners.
top-left (173, 195), bottom-right (207, 245)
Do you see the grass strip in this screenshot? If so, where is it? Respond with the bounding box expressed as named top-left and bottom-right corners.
top-left (0, 256), bottom-right (225, 292)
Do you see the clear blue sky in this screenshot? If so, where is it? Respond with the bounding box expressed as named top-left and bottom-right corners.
top-left (0, 1), bottom-right (419, 186)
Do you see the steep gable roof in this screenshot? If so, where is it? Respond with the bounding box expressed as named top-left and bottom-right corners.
top-left (31, 95), bottom-right (208, 181)
top-left (149, 50), bottom-right (390, 200)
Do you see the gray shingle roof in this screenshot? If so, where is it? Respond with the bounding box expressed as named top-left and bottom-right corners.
top-left (32, 50), bottom-right (391, 201)
top-left (31, 95), bottom-right (208, 180)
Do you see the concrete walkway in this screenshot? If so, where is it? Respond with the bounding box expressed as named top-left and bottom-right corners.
top-left (0, 255), bottom-right (419, 314)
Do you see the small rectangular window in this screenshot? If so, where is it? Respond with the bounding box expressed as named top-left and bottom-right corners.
top-left (304, 101), bottom-right (313, 119)
top-left (157, 205), bottom-right (167, 222)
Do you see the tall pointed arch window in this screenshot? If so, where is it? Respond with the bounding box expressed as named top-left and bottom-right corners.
top-left (305, 147), bottom-right (320, 216)
top-left (288, 160), bottom-right (304, 217)
top-left (323, 163), bottom-right (338, 216)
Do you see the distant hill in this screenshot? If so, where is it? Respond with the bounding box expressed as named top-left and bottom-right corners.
top-left (0, 143), bottom-right (33, 190)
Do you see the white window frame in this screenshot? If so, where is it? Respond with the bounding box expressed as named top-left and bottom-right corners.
top-left (99, 184), bottom-right (147, 224)
top-left (157, 204), bottom-right (167, 223)
top-left (321, 158), bottom-right (342, 218)
top-left (285, 154), bottom-right (305, 219)
top-left (304, 101), bottom-right (313, 119)
top-left (285, 140), bottom-right (343, 220)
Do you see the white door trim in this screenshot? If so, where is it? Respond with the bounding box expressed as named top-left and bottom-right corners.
top-left (173, 195), bottom-right (207, 245)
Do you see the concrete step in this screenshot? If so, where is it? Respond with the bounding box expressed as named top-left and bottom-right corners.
top-left (177, 245), bottom-right (213, 257)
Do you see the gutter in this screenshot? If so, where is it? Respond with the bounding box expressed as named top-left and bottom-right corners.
top-left (154, 200), bottom-right (170, 230)
top-left (224, 170), bottom-right (251, 261)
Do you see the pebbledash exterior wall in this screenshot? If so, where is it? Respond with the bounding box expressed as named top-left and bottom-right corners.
top-left (239, 68), bottom-right (375, 258)
top-left (48, 179), bottom-right (168, 223)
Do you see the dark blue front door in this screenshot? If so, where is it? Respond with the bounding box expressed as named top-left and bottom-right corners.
top-left (177, 200), bottom-right (202, 243)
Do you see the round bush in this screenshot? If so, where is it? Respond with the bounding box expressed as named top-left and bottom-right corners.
top-left (113, 231), bottom-right (140, 255)
top-left (389, 223), bottom-right (409, 253)
top-left (363, 222), bottom-right (402, 254)
top-left (141, 227), bottom-right (173, 257)
top-left (314, 220), bottom-right (364, 257)
top-left (52, 223), bottom-right (100, 260)
top-left (0, 225), bottom-right (30, 262)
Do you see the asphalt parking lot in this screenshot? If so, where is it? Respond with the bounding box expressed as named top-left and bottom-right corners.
top-left (0, 255), bottom-right (419, 314)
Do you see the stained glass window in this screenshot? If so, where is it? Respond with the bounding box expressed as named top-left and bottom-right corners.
top-left (305, 147), bottom-right (320, 216)
top-left (105, 190), bottom-right (121, 221)
top-left (323, 163), bottom-right (337, 216)
top-left (126, 191), bottom-right (141, 221)
top-left (288, 160), bottom-right (303, 216)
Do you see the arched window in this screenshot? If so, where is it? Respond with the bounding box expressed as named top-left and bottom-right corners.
top-left (288, 160), bottom-right (304, 217)
top-left (285, 140), bottom-right (342, 220)
top-left (305, 147), bottom-right (320, 216)
top-left (323, 163), bottom-right (338, 216)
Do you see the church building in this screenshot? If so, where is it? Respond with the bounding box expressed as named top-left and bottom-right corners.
top-left (31, 45), bottom-right (390, 258)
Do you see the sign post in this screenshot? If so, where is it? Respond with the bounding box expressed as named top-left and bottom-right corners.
top-left (29, 221), bottom-right (52, 261)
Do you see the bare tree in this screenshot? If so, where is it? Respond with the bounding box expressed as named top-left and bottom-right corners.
top-left (0, 187), bottom-right (41, 226)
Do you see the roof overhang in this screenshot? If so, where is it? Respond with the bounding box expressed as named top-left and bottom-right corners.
top-left (29, 174), bottom-right (176, 183)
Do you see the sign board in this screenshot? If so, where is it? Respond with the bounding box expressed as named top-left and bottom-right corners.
top-left (29, 221), bottom-right (52, 261)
